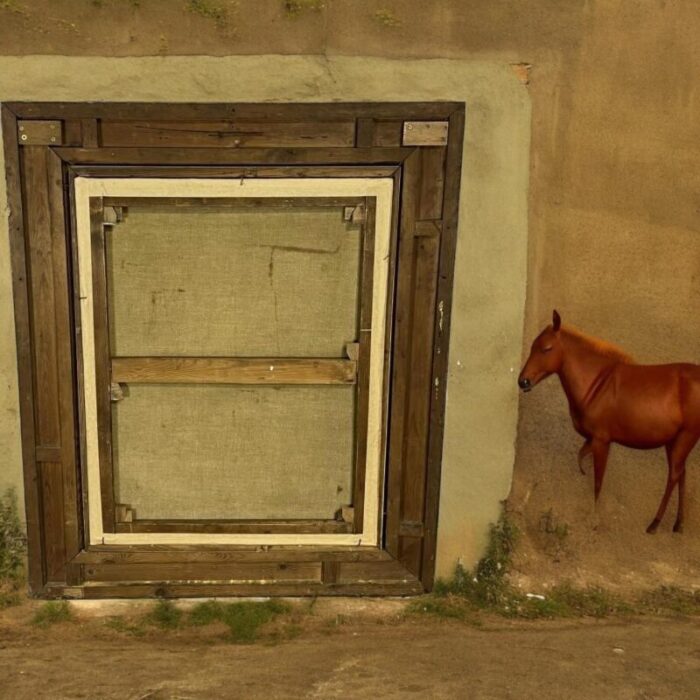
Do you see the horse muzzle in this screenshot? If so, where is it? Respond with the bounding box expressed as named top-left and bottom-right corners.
top-left (518, 377), bottom-right (532, 392)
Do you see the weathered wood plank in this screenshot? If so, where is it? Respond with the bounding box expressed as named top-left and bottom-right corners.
top-left (89, 198), bottom-right (116, 532)
top-left (373, 121), bottom-right (403, 147)
top-left (47, 579), bottom-right (424, 598)
top-left (418, 147), bottom-right (446, 220)
top-left (10, 102), bottom-right (461, 121)
top-left (55, 147), bottom-right (413, 166)
top-left (114, 519), bottom-right (352, 535)
top-left (421, 106), bottom-right (466, 590)
top-left (40, 462), bottom-right (66, 580)
top-left (70, 165), bottom-right (400, 180)
top-left (101, 121), bottom-right (356, 148)
top-left (384, 150), bottom-right (422, 559)
top-left (111, 357), bottom-right (358, 385)
top-left (82, 561), bottom-right (322, 583)
top-left (73, 545), bottom-right (392, 565)
top-left (399, 233), bottom-right (440, 575)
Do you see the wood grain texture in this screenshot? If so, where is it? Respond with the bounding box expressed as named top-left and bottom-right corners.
top-left (9, 102), bottom-right (461, 121)
top-left (101, 121), bottom-right (355, 148)
top-left (114, 519), bottom-right (353, 535)
top-left (384, 149), bottom-right (422, 559)
top-left (421, 106), bottom-right (466, 590)
top-left (89, 198), bottom-right (116, 532)
top-left (55, 147), bottom-right (413, 166)
top-left (110, 357), bottom-right (358, 385)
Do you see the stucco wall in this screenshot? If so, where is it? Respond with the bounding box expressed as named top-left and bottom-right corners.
top-left (0, 55), bottom-right (530, 577)
top-left (1, 0), bottom-right (698, 587)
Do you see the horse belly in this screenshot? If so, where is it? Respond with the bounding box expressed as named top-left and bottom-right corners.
top-left (606, 370), bottom-right (683, 448)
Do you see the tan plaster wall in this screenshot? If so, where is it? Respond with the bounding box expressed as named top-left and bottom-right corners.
top-left (2, 0), bottom-right (697, 586)
top-left (0, 55), bottom-right (530, 577)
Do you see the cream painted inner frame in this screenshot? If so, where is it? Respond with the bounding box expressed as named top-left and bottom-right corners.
top-left (74, 177), bottom-right (394, 547)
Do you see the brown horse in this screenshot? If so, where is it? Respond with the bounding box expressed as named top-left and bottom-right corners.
top-left (518, 310), bottom-right (700, 533)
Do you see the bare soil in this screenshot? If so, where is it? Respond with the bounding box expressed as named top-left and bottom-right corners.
top-left (1, 597), bottom-right (700, 699)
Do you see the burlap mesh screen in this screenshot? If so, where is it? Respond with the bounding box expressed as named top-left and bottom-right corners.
top-left (107, 202), bottom-right (360, 520)
top-left (106, 204), bottom-right (362, 357)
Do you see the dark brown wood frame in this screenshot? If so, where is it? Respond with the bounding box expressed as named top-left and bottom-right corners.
top-left (93, 192), bottom-right (375, 538)
top-left (2, 101), bottom-right (465, 598)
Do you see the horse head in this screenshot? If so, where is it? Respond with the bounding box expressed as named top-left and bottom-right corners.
top-left (518, 310), bottom-right (564, 392)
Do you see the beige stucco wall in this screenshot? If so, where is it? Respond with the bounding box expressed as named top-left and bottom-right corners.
top-left (0, 55), bottom-right (530, 577)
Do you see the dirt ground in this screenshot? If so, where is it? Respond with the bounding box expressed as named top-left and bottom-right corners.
top-left (1, 598), bottom-right (699, 700)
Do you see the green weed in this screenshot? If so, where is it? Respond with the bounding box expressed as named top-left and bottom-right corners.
top-left (146, 599), bottom-right (183, 629)
top-left (283, 0), bottom-right (324, 18)
top-left (32, 601), bottom-right (72, 628)
top-left (186, 0), bottom-right (228, 28)
top-left (189, 599), bottom-right (291, 643)
top-left (0, 488), bottom-right (26, 585)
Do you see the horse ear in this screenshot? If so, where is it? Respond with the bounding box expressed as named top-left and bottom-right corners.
top-left (552, 310), bottom-right (562, 332)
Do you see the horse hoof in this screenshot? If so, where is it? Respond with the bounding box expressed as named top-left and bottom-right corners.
top-left (646, 520), bottom-right (660, 534)
top-left (673, 522), bottom-right (684, 534)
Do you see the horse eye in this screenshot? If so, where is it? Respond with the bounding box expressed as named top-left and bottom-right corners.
top-left (542, 347), bottom-right (553, 354)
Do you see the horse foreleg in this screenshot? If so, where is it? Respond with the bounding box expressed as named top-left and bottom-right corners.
top-left (647, 431), bottom-right (696, 534)
top-left (578, 440), bottom-right (593, 475)
top-left (591, 440), bottom-right (610, 502)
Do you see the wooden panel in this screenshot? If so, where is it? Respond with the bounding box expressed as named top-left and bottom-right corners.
top-left (399, 233), bottom-right (440, 574)
top-left (47, 579), bottom-right (424, 598)
top-left (73, 545), bottom-right (392, 565)
top-left (55, 147), bottom-right (413, 166)
top-left (22, 147), bottom-right (61, 448)
top-left (384, 150), bottom-right (422, 559)
top-left (338, 559), bottom-right (414, 583)
top-left (418, 147), bottom-right (446, 220)
top-left (421, 106), bottom-right (466, 590)
top-left (46, 150), bottom-right (81, 562)
top-left (373, 121), bottom-right (403, 147)
top-left (89, 198), bottom-right (116, 532)
top-left (10, 102), bottom-right (461, 121)
top-left (111, 357), bottom-right (357, 385)
top-left (40, 462), bottom-right (66, 580)
top-left (114, 519), bottom-right (352, 535)
top-left (101, 121), bottom-right (356, 148)
top-left (402, 121), bottom-right (449, 147)
top-left (82, 561), bottom-right (322, 583)
top-left (352, 198), bottom-right (376, 533)
top-left (71, 165), bottom-right (400, 180)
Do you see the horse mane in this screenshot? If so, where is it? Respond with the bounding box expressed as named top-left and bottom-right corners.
top-left (562, 325), bottom-right (635, 364)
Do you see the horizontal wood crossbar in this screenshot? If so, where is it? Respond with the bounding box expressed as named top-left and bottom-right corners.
top-left (111, 357), bottom-right (357, 385)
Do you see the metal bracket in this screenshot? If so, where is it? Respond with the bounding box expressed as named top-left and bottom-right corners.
top-left (343, 204), bottom-right (366, 224)
top-left (402, 121), bottom-right (449, 147)
top-left (17, 120), bottom-right (63, 146)
top-left (110, 382), bottom-right (127, 402)
top-left (103, 206), bottom-right (125, 227)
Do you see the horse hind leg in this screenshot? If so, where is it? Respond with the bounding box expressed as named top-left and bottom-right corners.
top-left (647, 432), bottom-right (697, 534)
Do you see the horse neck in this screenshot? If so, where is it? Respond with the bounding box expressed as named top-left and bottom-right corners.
top-left (557, 331), bottom-right (621, 410)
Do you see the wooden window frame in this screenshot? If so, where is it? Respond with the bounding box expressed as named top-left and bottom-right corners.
top-left (75, 177), bottom-right (393, 547)
top-left (2, 101), bottom-right (465, 598)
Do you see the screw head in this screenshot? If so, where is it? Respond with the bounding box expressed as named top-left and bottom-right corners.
top-left (20, 134), bottom-right (27, 141)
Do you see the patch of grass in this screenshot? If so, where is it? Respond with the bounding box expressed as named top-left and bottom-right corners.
top-left (32, 601), bottom-right (72, 628)
top-left (434, 511), bottom-right (519, 609)
top-left (283, 0), bottom-right (324, 18)
top-left (146, 599), bottom-right (183, 629)
top-left (539, 509), bottom-right (570, 562)
top-left (638, 586), bottom-right (700, 616)
top-left (372, 9), bottom-right (401, 27)
top-left (186, 0), bottom-right (228, 28)
top-left (189, 599), bottom-right (291, 643)
top-left (0, 488), bottom-right (26, 585)
top-left (0, 590), bottom-right (21, 609)
top-left (104, 615), bottom-right (147, 636)
top-left (405, 595), bottom-right (481, 626)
